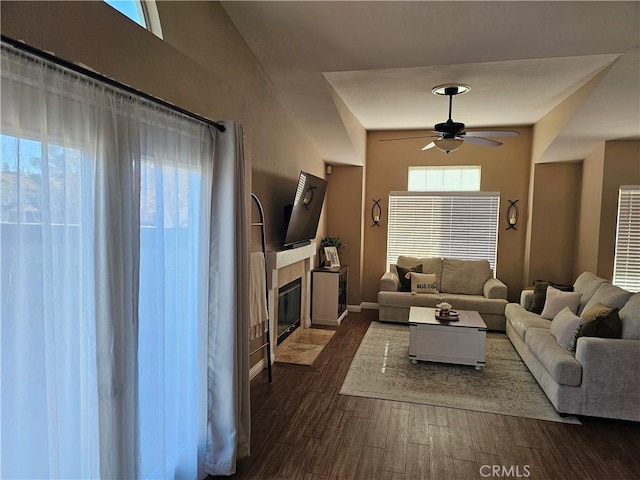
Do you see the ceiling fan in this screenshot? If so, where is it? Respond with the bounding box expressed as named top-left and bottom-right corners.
top-left (382, 83), bottom-right (519, 154)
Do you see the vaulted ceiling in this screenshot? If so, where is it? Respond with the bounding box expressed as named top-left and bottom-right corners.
top-left (221, 1), bottom-right (640, 166)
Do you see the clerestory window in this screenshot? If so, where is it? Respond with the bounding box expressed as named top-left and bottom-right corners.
top-left (103, 0), bottom-right (163, 38)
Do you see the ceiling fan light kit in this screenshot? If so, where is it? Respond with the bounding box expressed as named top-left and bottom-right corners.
top-left (382, 83), bottom-right (519, 153)
top-left (433, 138), bottom-right (464, 154)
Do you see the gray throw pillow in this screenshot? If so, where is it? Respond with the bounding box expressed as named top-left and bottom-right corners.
top-left (530, 280), bottom-right (574, 314)
top-left (540, 286), bottom-right (582, 320)
top-left (550, 307), bottom-right (584, 351)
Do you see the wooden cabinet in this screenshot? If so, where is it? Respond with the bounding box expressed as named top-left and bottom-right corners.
top-left (311, 266), bottom-right (348, 326)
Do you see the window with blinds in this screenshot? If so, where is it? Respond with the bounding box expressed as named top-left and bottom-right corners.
top-left (613, 186), bottom-right (640, 292)
top-left (386, 191), bottom-right (500, 273)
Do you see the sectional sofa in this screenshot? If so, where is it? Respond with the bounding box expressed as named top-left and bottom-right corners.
top-left (506, 272), bottom-right (640, 421)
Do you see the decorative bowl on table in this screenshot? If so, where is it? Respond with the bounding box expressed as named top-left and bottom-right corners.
top-left (436, 302), bottom-right (459, 321)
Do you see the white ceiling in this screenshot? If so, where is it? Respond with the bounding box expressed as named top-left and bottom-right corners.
top-left (221, 1), bottom-right (640, 166)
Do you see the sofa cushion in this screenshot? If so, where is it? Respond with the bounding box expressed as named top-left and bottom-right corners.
top-left (540, 286), bottom-right (582, 320)
top-left (578, 308), bottom-right (622, 339)
top-left (440, 258), bottom-right (491, 295)
top-left (440, 294), bottom-right (507, 315)
top-left (530, 280), bottom-right (574, 314)
top-left (378, 291), bottom-right (441, 308)
top-left (396, 264), bottom-right (422, 292)
top-left (410, 272), bottom-right (438, 294)
top-left (620, 293), bottom-right (640, 340)
top-left (573, 272), bottom-right (609, 315)
top-left (550, 307), bottom-right (584, 351)
top-left (582, 282), bottom-right (632, 313)
top-left (506, 303), bottom-right (551, 341)
top-left (526, 328), bottom-right (583, 387)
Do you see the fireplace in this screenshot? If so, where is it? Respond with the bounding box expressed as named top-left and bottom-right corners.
top-left (277, 278), bottom-right (302, 345)
top-left (265, 241), bottom-right (316, 363)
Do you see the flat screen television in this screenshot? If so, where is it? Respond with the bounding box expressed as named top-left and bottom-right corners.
top-left (283, 171), bottom-right (327, 248)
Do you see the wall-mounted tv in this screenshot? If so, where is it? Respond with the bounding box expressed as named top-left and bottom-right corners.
top-left (283, 171), bottom-right (327, 249)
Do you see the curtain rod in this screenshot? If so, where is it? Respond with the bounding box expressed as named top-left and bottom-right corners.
top-left (1, 35), bottom-right (226, 133)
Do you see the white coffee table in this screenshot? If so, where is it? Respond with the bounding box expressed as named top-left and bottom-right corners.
top-left (408, 306), bottom-right (487, 370)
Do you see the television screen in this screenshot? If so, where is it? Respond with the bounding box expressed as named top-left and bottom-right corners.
top-left (283, 171), bottom-right (327, 248)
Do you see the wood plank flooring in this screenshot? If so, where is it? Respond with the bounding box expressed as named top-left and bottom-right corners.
top-left (213, 310), bottom-right (640, 480)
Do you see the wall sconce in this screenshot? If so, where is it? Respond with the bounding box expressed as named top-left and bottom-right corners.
top-left (506, 199), bottom-right (519, 230)
top-left (371, 199), bottom-right (382, 227)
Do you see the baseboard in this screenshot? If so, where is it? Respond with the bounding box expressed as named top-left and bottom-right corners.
top-left (347, 304), bottom-right (361, 312)
top-left (249, 358), bottom-right (266, 381)
top-left (361, 302), bottom-right (379, 310)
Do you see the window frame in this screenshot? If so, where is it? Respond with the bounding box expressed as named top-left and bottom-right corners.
top-left (613, 185), bottom-right (640, 292)
top-left (408, 165), bottom-right (482, 192)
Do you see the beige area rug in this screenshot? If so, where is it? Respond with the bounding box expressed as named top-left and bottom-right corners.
top-left (340, 321), bottom-right (580, 424)
top-left (275, 328), bottom-right (336, 366)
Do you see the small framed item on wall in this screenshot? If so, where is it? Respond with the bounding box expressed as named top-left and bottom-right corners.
top-left (324, 246), bottom-right (340, 267)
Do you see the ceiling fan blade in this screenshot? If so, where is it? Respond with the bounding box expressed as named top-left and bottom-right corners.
top-left (421, 142), bottom-right (437, 151)
top-left (463, 136), bottom-right (502, 147)
top-left (463, 130), bottom-right (519, 138)
top-left (380, 134), bottom-right (437, 142)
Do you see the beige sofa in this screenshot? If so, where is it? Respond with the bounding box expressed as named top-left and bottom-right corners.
top-left (506, 272), bottom-right (640, 421)
top-left (378, 256), bottom-right (508, 331)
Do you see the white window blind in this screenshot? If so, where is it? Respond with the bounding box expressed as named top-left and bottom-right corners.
top-left (613, 186), bottom-right (640, 292)
top-left (408, 166), bottom-right (481, 191)
top-left (386, 191), bottom-right (500, 273)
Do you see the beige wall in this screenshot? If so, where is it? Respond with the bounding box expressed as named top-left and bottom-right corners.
top-left (525, 162), bottom-right (582, 285)
top-left (598, 140), bottom-right (640, 279)
top-left (360, 128), bottom-right (533, 303)
top-left (575, 140), bottom-right (640, 280)
top-left (325, 166), bottom-right (365, 304)
top-left (0, 1), bottom-right (326, 251)
top-left (575, 144), bottom-right (605, 275)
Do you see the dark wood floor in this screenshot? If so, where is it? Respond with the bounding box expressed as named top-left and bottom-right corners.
top-left (220, 310), bottom-right (640, 480)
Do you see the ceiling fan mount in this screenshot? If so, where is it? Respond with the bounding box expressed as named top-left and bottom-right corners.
top-left (380, 83), bottom-right (519, 153)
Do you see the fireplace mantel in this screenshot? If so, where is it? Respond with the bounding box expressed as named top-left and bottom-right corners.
top-left (266, 241), bottom-right (317, 361)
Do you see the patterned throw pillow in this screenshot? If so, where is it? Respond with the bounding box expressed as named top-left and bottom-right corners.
top-left (409, 273), bottom-right (438, 295)
top-left (396, 264), bottom-right (422, 292)
top-left (550, 307), bottom-right (584, 351)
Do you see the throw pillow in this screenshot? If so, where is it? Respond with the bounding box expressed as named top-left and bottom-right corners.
top-left (581, 303), bottom-right (613, 323)
top-left (396, 264), bottom-right (422, 292)
top-left (540, 286), bottom-right (582, 320)
top-left (578, 308), bottom-right (622, 339)
top-left (409, 272), bottom-right (438, 295)
top-left (550, 306), bottom-right (584, 351)
top-left (530, 280), bottom-right (574, 314)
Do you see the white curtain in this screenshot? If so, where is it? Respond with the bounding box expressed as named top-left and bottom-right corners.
top-left (204, 122), bottom-right (251, 476)
top-left (0, 42), bottom-right (240, 479)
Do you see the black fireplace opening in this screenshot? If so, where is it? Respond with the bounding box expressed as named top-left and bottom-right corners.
top-left (277, 278), bottom-right (302, 345)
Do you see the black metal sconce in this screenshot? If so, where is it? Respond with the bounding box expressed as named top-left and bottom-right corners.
top-left (371, 199), bottom-right (382, 227)
top-left (506, 199), bottom-right (519, 230)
